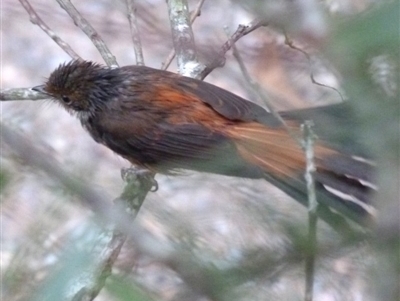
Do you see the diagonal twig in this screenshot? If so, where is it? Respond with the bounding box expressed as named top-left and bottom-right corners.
top-left (70, 169), bottom-right (153, 301)
top-left (228, 29), bottom-right (303, 146)
top-left (18, 0), bottom-right (81, 60)
top-left (199, 18), bottom-right (268, 79)
top-left (284, 34), bottom-right (344, 102)
top-left (56, 0), bottom-right (118, 67)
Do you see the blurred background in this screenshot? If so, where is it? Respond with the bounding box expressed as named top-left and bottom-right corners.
top-left (1, 0), bottom-right (398, 300)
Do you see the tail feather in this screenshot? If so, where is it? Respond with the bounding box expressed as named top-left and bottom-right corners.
top-left (229, 123), bottom-right (310, 178)
top-left (319, 154), bottom-right (375, 183)
top-left (227, 122), bottom-right (375, 227)
top-left (316, 171), bottom-right (373, 205)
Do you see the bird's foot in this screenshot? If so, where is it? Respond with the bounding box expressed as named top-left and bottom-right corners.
top-left (121, 166), bottom-right (158, 192)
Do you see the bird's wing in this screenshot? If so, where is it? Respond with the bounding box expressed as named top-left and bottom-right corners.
top-left (93, 108), bottom-right (264, 177)
top-left (121, 66), bottom-right (279, 126)
top-left (176, 76), bottom-right (281, 126)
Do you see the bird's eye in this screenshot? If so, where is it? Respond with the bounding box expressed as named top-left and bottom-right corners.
top-left (61, 95), bottom-right (72, 104)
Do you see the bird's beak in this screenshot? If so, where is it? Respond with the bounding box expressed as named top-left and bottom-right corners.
top-left (32, 85), bottom-right (48, 95)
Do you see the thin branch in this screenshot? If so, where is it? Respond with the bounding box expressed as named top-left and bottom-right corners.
top-left (302, 121), bottom-right (318, 301)
top-left (55, 0), bottom-right (118, 67)
top-left (284, 34), bottom-right (344, 102)
top-left (166, 0), bottom-right (205, 78)
top-left (161, 0), bottom-right (206, 71)
top-left (228, 32), bottom-right (303, 146)
top-left (70, 169), bottom-right (152, 301)
top-left (0, 88), bottom-right (47, 101)
top-left (199, 18), bottom-right (268, 80)
top-left (70, 230), bottom-right (127, 301)
top-left (18, 0), bottom-right (81, 60)
top-left (126, 0), bottom-right (145, 66)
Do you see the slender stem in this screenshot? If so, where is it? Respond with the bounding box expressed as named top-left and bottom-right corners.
top-left (302, 121), bottom-right (318, 301)
top-left (228, 29), bottom-right (303, 146)
top-left (56, 0), bottom-right (118, 67)
top-left (126, 0), bottom-right (145, 65)
top-left (284, 34), bottom-right (344, 102)
top-left (200, 18), bottom-right (268, 79)
top-left (70, 168), bottom-right (153, 301)
top-left (19, 0), bottom-right (81, 60)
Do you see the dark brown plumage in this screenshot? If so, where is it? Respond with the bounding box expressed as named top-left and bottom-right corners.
top-left (33, 60), bottom-right (376, 230)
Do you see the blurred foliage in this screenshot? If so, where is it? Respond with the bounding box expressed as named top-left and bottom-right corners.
top-left (329, 2), bottom-right (400, 301)
top-left (106, 276), bottom-right (155, 301)
top-left (332, 1), bottom-right (399, 64)
top-left (328, 0), bottom-right (399, 193)
top-left (2, 1), bottom-right (399, 301)
top-left (0, 168), bottom-right (10, 194)
top-left (330, 0), bottom-right (399, 112)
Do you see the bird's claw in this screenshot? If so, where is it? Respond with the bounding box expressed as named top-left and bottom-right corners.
top-left (121, 167), bottom-right (158, 191)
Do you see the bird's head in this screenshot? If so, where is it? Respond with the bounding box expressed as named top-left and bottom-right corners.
top-left (33, 60), bottom-right (120, 116)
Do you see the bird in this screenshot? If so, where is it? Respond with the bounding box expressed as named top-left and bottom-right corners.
top-left (32, 60), bottom-right (376, 232)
